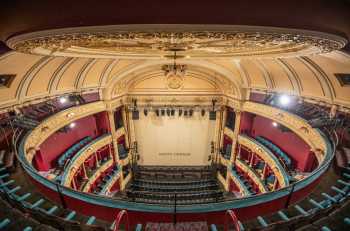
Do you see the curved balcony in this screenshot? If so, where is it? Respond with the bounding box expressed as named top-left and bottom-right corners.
top-left (61, 134), bottom-right (112, 187)
top-left (82, 158), bottom-right (114, 192)
top-left (238, 134), bottom-right (290, 188)
top-left (16, 102), bottom-right (335, 222)
top-left (99, 166), bottom-right (121, 195)
top-left (235, 158), bottom-right (268, 193)
top-left (228, 168), bottom-right (251, 197)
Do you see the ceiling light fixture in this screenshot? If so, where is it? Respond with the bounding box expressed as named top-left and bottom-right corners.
top-left (279, 95), bottom-right (291, 106)
top-left (69, 122), bottom-right (76, 128)
top-left (59, 96), bottom-right (67, 104)
top-left (162, 51), bottom-right (187, 78)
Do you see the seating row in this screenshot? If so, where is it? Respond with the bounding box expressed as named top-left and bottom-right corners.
top-left (99, 166), bottom-right (121, 195)
top-left (90, 165), bottom-right (119, 194)
top-left (255, 136), bottom-right (292, 168)
top-left (131, 184), bottom-right (219, 193)
top-left (57, 136), bottom-right (93, 167)
top-left (133, 178), bottom-right (216, 186)
top-left (230, 167), bottom-right (252, 196)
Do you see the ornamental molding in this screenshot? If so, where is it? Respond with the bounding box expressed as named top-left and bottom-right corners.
top-left (7, 24), bottom-right (347, 59)
top-left (25, 101), bottom-right (107, 163)
top-left (242, 102), bottom-right (326, 163)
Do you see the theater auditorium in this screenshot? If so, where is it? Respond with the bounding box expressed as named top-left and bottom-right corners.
top-left (0, 1), bottom-right (350, 230)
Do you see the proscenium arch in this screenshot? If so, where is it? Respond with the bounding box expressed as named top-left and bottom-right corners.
top-left (102, 59), bottom-right (244, 100)
top-left (123, 65), bottom-right (233, 94)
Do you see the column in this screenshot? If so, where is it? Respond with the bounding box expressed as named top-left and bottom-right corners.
top-left (262, 163), bottom-right (267, 180)
top-left (122, 106), bottom-right (131, 149)
top-left (249, 153), bottom-right (254, 167)
top-left (72, 177), bottom-right (77, 190)
top-left (230, 110), bottom-right (241, 164)
top-left (273, 178), bottom-right (278, 190)
top-left (95, 152), bottom-right (100, 167)
top-left (107, 110), bottom-right (120, 163)
top-left (82, 162), bottom-right (88, 180)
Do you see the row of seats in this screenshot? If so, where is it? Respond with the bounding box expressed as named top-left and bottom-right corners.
top-left (130, 183), bottom-right (219, 193)
top-left (57, 136), bottom-right (93, 168)
top-left (99, 166), bottom-right (121, 195)
top-left (233, 168), bottom-right (257, 196)
top-left (230, 167), bottom-right (252, 196)
top-left (255, 136), bottom-right (292, 169)
top-left (90, 165), bottom-right (119, 194)
top-left (0, 149), bottom-right (15, 173)
top-left (133, 178), bottom-right (216, 186)
top-left (12, 116), bottom-right (39, 130)
top-left (136, 165), bottom-right (212, 172)
top-left (0, 163), bottom-right (113, 230)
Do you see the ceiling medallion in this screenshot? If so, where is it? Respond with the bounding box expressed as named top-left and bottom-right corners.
top-left (6, 25), bottom-right (347, 59)
top-left (162, 51), bottom-right (186, 89)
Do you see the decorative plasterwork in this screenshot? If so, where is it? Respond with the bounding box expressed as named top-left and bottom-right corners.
top-left (236, 158), bottom-right (268, 193)
top-left (24, 101), bottom-right (107, 163)
top-left (6, 25), bottom-right (347, 59)
top-left (242, 102), bottom-right (326, 163)
top-left (62, 134), bottom-right (113, 187)
top-left (238, 134), bottom-right (289, 187)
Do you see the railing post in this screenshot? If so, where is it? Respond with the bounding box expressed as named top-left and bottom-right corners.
top-left (113, 210), bottom-right (130, 231)
top-left (284, 183), bottom-right (295, 209)
top-left (55, 183), bottom-right (67, 209)
top-left (224, 210), bottom-right (240, 231)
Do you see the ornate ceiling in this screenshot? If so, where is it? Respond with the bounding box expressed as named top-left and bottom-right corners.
top-left (0, 50), bottom-right (350, 112)
top-left (6, 25), bottom-right (347, 59)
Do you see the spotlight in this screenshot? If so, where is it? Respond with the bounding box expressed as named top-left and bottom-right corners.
top-left (155, 109), bottom-right (160, 117)
top-left (178, 109), bottom-right (183, 116)
top-left (171, 109), bottom-right (175, 116)
top-left (161, 109), bottom-right (165, 116)
top-left (166, 108), bottom-right (171, 116)
top-left (189, 109), bottom-right (193, 117)
top-left (201, 109), bottom-right (206, 116)
top-left (132, 110), bottom-right (139, 120)
top-left (272, 121), bottom-right (278, 127)
top-left (144, 109), bottom-right (148, 116)
top-left (59, 96), bottom-right (67, 104)
top-left (279, 95), bottom-right (290, 106)
top-left (209, 111), bottom-right (216, 120)
top-left (69, 122), bottom-right (76, 128)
